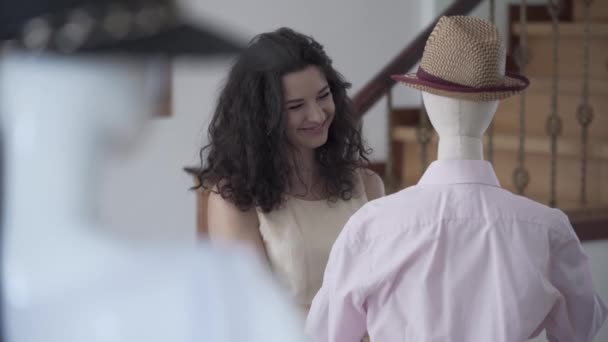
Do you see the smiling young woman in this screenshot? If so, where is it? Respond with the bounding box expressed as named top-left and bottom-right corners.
top-left (194, 27), bottom-right (385, 315)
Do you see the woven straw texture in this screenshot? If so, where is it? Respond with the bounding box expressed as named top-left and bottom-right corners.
top-left (393, 16), bottom-right (529, 101)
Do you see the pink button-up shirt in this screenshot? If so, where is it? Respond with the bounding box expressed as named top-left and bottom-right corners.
top-left (307, 159), bottom-right (607, 342)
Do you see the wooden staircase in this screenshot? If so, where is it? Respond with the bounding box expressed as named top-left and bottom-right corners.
top-left (388, 0), bottom-right (608, 233)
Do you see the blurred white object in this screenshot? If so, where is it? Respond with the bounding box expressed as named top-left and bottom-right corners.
top-left (0, 50), bottom-right (306, 342)
top-left (7, 242), bottom-right (305, 342)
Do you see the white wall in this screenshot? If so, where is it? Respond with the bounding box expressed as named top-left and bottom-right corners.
top-left (101, 58), bottom-right (231, 240)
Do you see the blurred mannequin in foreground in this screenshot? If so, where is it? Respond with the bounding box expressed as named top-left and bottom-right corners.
top-left (0, 0), bottom-right (306, 341)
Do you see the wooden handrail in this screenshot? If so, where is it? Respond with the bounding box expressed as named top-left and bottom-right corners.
top-left (352, 0), bottom-right (484, 117)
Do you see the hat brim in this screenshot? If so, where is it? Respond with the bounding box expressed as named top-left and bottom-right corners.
top-left (81, 23), bottom-right (244, 56)
top-left (391, 72), bottom-right (529, 101)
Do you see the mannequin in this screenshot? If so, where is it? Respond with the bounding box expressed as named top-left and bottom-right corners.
top-left (0, 49), bottom-right (304, 342)
top-left (422, 92), bottom-right (497, 161)
top-left (306, 16), bottom-right (606, 342)
top-left (1, 51), bottom-right (160, 300)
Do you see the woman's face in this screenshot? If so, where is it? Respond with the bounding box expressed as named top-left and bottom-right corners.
top-left (282, 65), bottom-right (335, 152)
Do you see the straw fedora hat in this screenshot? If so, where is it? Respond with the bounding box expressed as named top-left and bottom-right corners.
top-left (392, 15), bottom-right (529, 101)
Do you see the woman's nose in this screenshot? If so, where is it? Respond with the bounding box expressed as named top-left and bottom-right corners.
top-left (306, 103), bottom-right (325, 123)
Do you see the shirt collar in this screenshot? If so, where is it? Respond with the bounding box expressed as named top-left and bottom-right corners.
top-left (418, 159), bottom-right (501, 187)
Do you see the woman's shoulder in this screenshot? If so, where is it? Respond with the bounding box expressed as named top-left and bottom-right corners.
top-left (207, 187), bottom-right (260, 236)
top-left (356, 168), bottom-right (385, 201)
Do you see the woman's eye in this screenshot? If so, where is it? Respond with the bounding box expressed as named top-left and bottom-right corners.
top-left (288, 104), bottom-right (303, 110)
top-left (318, 92), bottom-right (330, 100)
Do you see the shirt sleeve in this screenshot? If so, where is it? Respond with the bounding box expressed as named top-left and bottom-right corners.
top-left (545, 214), bottom-right (608, 342)
top-left (305, 213), bottom-right (372, 342)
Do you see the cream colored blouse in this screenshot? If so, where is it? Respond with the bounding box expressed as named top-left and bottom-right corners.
top-left (257, 173), bottom-right (368, 314)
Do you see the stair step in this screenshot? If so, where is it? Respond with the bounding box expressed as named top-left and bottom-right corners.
top-left (566, 207), bottom-right (608, 223)
top-left (494, 77), bottom-right (608, 139)
top-left (393, 126), bottom-right (608, 160)
top-left (392, 77), bottom-right (608, 140)
top-left (511, 22), bottom-right (608, 80)
top-left (574, 0), bottom-right (608, 22)
top-left (392, 127), bottom-right (608, 207)
top-left (566, 206), bottom-right (608, 241)
top-left (513, 22), bottom-right (608, 37)
top-left (492, 148), bottom-right (608, 206)
top-left (391, 107), bottom-right (420, 127)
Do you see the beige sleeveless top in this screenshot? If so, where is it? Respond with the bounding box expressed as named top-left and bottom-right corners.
top-left (257, 172), bottom-right (368, 313)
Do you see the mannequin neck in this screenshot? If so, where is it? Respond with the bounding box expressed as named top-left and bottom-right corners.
top-left (437, 136), bottom-right (484, 160)
top-left (422, 92), bottom-right (497, 161)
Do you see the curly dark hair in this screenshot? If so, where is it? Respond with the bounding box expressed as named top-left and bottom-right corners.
top-left (195, 27), bottom-right (369, 212)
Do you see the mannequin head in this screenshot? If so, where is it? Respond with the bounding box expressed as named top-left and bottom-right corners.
top-left (391, 16), bottom-right (530, 161)
top-left (422, 92), bottom-right (498, 160)
top-left (422, 92), bottom-right (498, 139)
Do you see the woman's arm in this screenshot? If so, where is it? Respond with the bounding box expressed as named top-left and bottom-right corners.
top-left (207, 191), bottom-right (269, 264)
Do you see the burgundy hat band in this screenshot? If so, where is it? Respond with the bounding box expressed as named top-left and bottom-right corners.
top-left (415, 67), bottom-right (530, 93)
